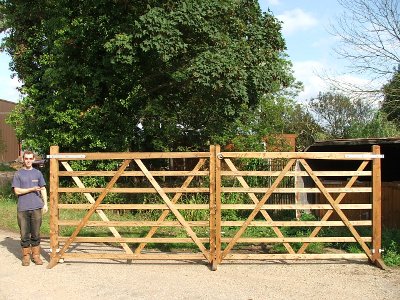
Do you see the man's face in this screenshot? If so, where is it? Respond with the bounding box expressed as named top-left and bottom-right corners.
top-left (23, 154), bottom-right (35, 168)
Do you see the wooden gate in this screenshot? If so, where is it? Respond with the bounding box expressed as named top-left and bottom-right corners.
top-left (47, 145), bottom-right (384, 269)
top-left (212, 145), bottom-right (384, 270)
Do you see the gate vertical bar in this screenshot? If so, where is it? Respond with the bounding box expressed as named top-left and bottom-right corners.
top-left (49, 146), bottom-right (59, 260)
top-left (209, 145), bottom-right (217, 270)
top-left (372, 145), bottom-right (385, 269)
top-left (215, 145), bottom-right (222, 265)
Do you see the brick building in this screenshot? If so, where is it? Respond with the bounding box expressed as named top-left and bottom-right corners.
top-left (0, 99), bottom-right (20, 162)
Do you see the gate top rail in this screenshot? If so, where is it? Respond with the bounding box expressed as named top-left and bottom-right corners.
top-left (218, 151), bottom-right (384, 160)
top-left (47, 151), bottom-right (384, 161)
top-left (47, 152), bottom-right (211, 160)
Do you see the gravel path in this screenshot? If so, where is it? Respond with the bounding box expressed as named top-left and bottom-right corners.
top-left (1, 228), bottom-right (399, 300)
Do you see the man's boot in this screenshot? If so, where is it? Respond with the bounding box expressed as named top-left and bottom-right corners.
top-left (31, 246), bottom-right (43, 265)
top-left (21, 247), bottom-right (31, 266)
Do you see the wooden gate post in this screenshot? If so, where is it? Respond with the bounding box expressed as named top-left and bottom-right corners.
top-left (214, 145), bottom-right (222, 266)
top-left (372, 145), bottom-right (386, 269)
top-left (209, 145), bottom-right (217, 270)
top-left (48, 146), bottom-right (60, 261)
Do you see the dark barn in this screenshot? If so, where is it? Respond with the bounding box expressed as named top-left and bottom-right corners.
top-left (303, 138), bottom-right (400, 228)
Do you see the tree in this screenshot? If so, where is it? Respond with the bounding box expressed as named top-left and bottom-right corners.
top-left (308, 91), bottom-right (373, 139)
top-left (308, 90), bottom-right (400, 140)
top-left (382, 69), bottom-right (400, 126)
top-left (283, 103), bottom-right (323, 151)
top-left (328, 0), bottom-right (400, 98)
top-left (334, 0), bottom-right (400, 78)
top-left (347, 111), bottom-right (400, 138)
top-left (1, 0), bottom-right (296, 153)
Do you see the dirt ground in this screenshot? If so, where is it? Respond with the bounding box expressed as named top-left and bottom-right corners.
top-left (1, 228), bottom-right (399, 300)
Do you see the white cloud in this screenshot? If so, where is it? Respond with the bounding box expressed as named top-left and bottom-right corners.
top-left (0, 50), bottom-right (21, 102)
top-left (0, 74), bottom-right (22, 102)
top-left (331, 74), bottom-right (384, 104)
top-left (292, 60), bottom-right (328, 102)
top-left (277, 9), bottom-right (318, 35)
top-left (293, 60), bottom-right (384, 105)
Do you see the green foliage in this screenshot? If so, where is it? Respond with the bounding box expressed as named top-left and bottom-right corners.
top-left (307, 89), bottom-right (400, 140)
top-left (382, 70), bottom-right (400, 127)
top-left (221, 193), bottom-right (242, 221)
top-left (1, 0), bottom-right (296, 153)
top-left (0, 181), bottom-right (15, 203)
top-left (382, 228), bottom-right (400, 267)
top-left (217, 90), bottom-right (308, 152)
top-left (0, 163), bottom-right (14, 171)
top-left (284, 103), bottom-right (322, 151)
top-left (347, 111), bottom-right (400, 138)
top-left (309, 91), bottom-right (373, 139)
top-left (0, 183), bottom-right (20, 231)
top-left (180, 194), bottom-right (209, 221)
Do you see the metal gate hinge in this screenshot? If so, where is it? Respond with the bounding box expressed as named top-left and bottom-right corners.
top-left (371, 249), bottom-right (384, 254)
top-left (216, 153), bottom-right (224, 160)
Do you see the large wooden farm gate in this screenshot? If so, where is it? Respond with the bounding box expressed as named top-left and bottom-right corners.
top-left (47, 145), bottom-right (384, 269)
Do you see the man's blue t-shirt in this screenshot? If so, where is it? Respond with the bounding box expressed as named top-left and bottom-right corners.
top-left (12, 168), bottom-right (46, 212)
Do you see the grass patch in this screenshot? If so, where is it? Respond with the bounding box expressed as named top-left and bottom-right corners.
top-left (0, 163), bottom-right (16, 172)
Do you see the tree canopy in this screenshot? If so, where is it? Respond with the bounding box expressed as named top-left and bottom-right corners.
top-left (326, 0), bottom-right (400, 102)
top-left (1, 0), bottom-right (296, 153)
top-left (382, 69), bottom-right (400, 126)
top-left (308, 90), bottom-right (400, 139)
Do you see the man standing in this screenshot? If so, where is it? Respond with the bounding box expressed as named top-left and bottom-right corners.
top-left (12, 150), bottom-right (48, 266)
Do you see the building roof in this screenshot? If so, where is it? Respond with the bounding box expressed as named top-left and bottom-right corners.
top-left (0, 98), bottom-right (17, 105)
top-left (306, 137), bottom-right (400, 149)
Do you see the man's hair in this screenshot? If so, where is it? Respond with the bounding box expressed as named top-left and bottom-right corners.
top-left (23, 150), bottom-right (34, 158)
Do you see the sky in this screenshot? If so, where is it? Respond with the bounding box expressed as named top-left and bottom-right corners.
top-left (260, 0), bottom-right (359, 102)
top-left (0, 0), bottom-right (368, 103)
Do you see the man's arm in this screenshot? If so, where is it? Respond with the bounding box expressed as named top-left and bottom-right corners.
top-left (40, 187), bottom-right (48, 214)
top-left (13, 186), bottom-right (43, 196)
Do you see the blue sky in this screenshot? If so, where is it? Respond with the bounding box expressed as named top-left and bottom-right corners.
top-left (0, 0), bottom-right (365, 103)
top-left (261, 0), bottom-right (353, 101)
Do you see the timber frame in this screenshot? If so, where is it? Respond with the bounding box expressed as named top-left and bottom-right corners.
top-left (47, 145), bottom-right (385, 270)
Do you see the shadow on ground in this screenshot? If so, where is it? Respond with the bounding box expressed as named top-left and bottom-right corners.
top-left (0, 233), bottom-right (51, 262)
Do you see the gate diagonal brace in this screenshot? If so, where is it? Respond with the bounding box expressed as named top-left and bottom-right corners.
top-left (297, 160), bottom-right (369, 254)
top-left (47, 159), bottom-right (132, 269)
top-left (60, 162), bottom-right (134, 257)
top-left (224, 158), bottom-right (295, 254)
top-left (221, 159), bottom-right (297, 260)
top-left (299, 159), bottom-right (372, 260)
top-left (134, 159), bottom-right (207, 255)
top-left (134, 158), bottom-right (211, 261)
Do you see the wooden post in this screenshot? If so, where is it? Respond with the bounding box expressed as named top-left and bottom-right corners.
top-left (48, 146), bottom-right (59, 262)
top-left (215, 145), bottom-right (222, 265)
top-left (372, 145), bottom-right (386, 269)
top-left (209, 145), bottom-right (217, 270)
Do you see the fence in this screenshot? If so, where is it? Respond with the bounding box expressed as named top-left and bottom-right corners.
top-left (46, 145), bottom-right (384, 270)
top-left (381, 182), bottom-right (400, 229)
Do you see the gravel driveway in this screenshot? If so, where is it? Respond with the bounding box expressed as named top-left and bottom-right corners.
top-left (1, 228), bottom-right (399, 300)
